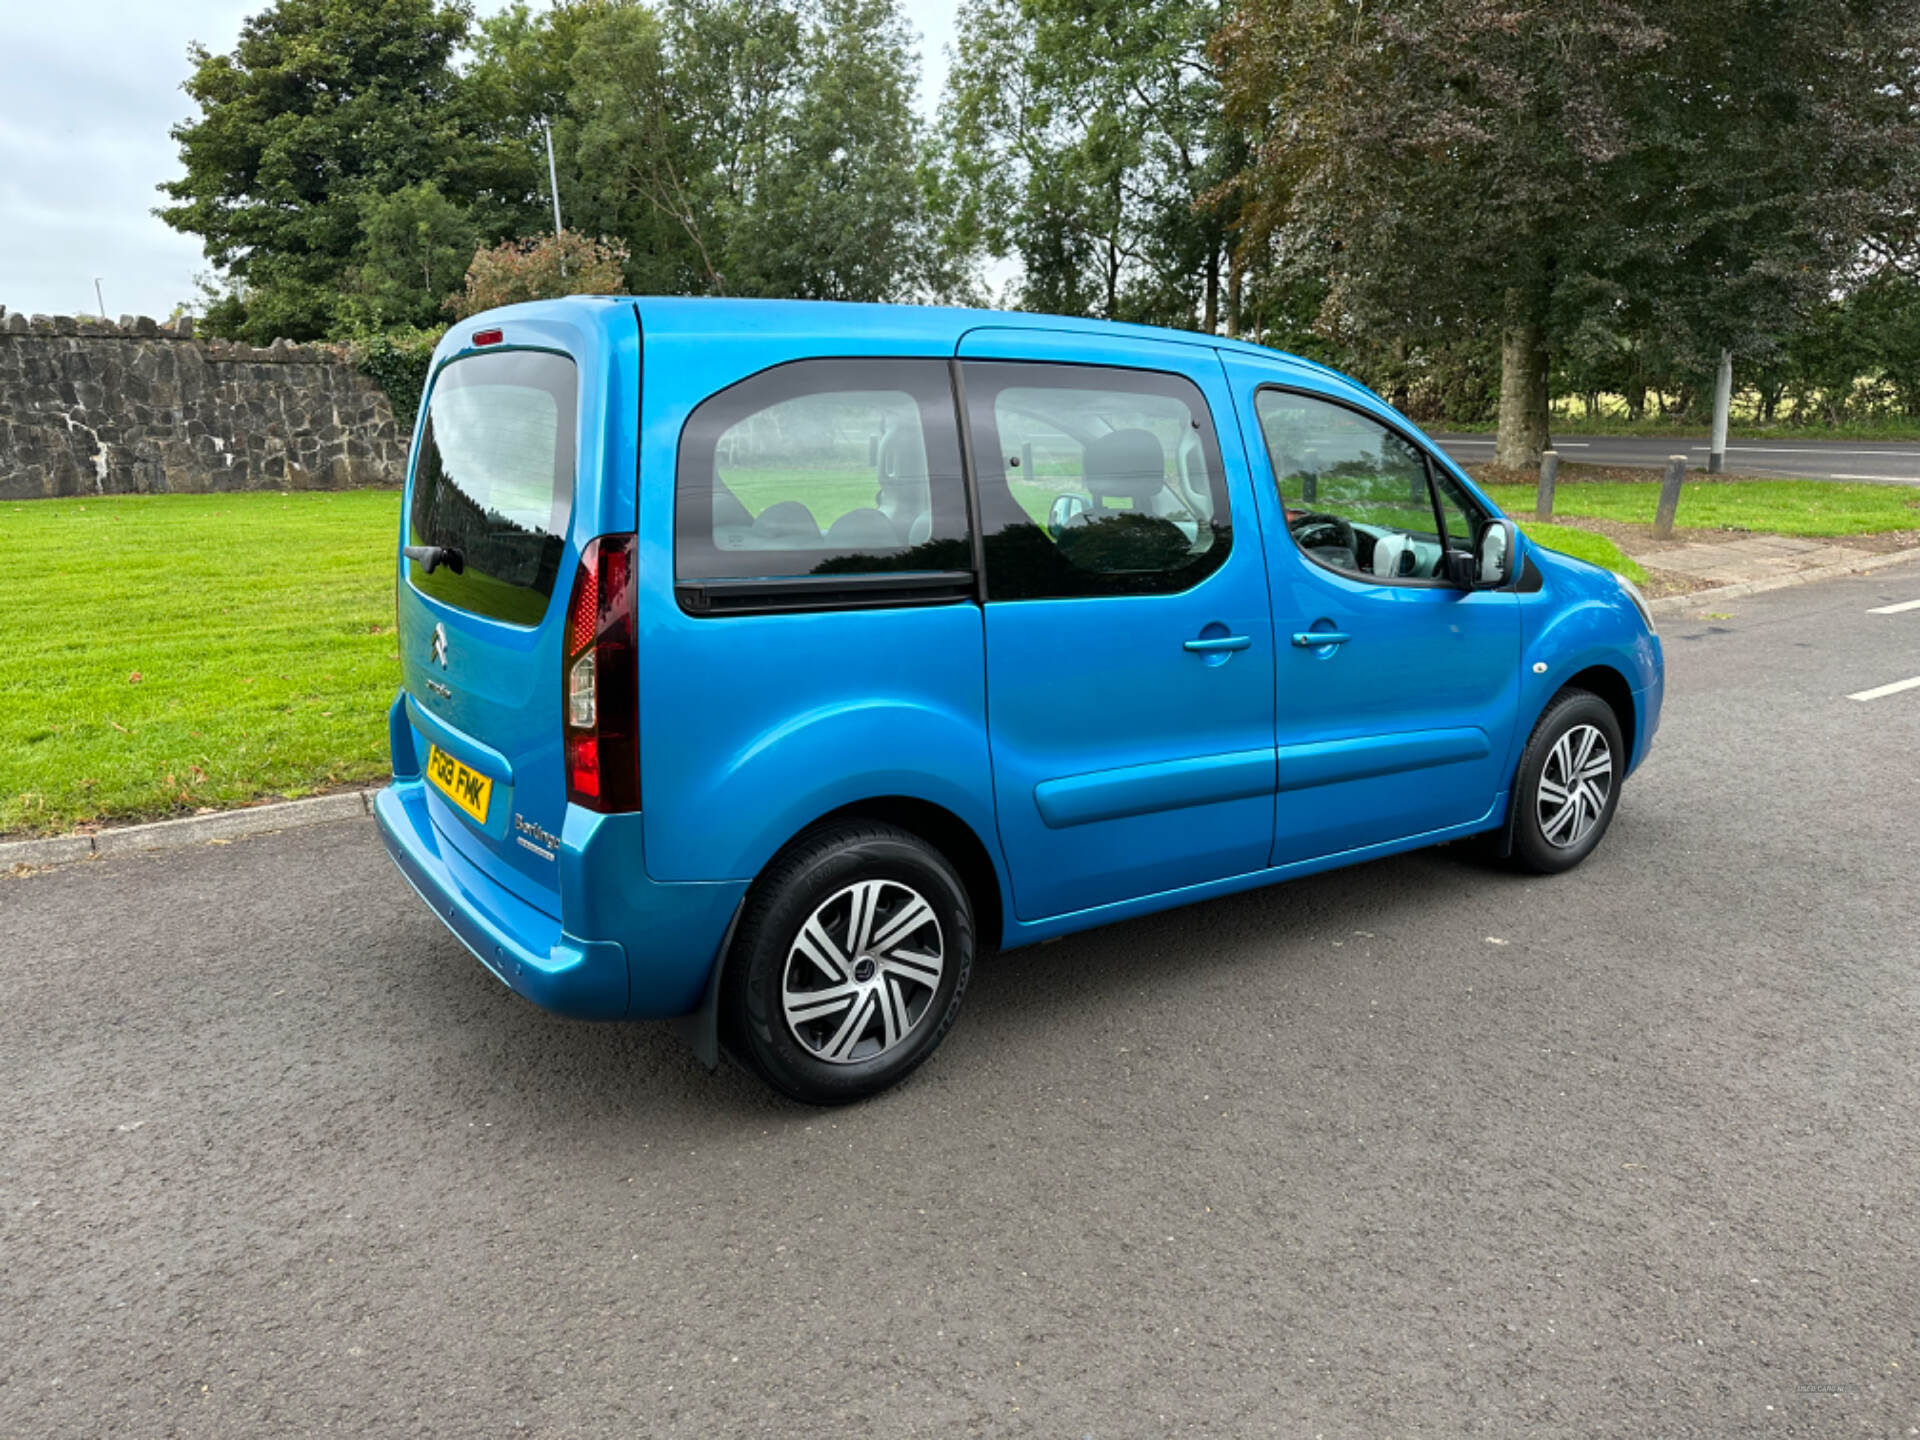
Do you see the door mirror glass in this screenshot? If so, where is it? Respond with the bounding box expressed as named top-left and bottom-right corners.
top-left (1477, 519), bottom-right (1515, 587)
top-left (1047, 492), bottom-right (1091, 538)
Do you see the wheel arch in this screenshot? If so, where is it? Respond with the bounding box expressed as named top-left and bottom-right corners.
top-left (793, 796), bottom-right (1007, 952)
top-left (679, 794), bottom-right (1010, 1072)
top-left (1561, 663), bottom-right (1636, 761)
top-left (1492, 662), bottom-right (1637, 859)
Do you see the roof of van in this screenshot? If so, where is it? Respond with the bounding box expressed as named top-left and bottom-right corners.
top-left (499, 294), bottom-right (1357, 391)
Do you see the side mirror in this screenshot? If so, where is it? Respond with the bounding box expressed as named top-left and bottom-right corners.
top-left (1477, 518), bottom-right (1515, 587)
top-left (1444, 519), bottom-right (1515, 589)
top-left (1047, 493), bottom-right (1091, 538)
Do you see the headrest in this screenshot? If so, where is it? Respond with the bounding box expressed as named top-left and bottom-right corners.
top-left (876, 424), bottom-right (928, 495)
top-left (1373, 531), bottom-right (1412, 578)
top-left (752, 500), bottom-right (821, 541)
top-left (824, 508), bottom-right (898, 550)
top-left (1084, 428), bottom-right (1167, 503)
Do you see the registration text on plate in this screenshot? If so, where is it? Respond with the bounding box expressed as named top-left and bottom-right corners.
top-left (426, 744), bottom-right (492, 824)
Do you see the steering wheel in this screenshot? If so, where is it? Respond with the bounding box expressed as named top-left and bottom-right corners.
top-left (1290, 512), bottom-right (1356, 558)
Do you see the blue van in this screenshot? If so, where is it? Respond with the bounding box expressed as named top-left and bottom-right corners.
top-left (376, 298), bottom-right (1663, 1103)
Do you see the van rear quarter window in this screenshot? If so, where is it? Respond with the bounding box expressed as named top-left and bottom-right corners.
top-left (674, 358), bottom-right (972, 585)
top-left (408, 349), bottom-right (578, 626)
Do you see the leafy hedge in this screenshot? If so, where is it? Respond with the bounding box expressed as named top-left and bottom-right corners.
top-left (346, 326), bottom-right (441, 428)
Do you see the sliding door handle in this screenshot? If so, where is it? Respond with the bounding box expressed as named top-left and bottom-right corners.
top-left (1184, 634), bottom-right (1253, 654)
top-left (1291, 630), bottom-right (1353, 648)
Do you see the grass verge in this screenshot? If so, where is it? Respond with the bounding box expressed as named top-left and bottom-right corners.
top-left (2, 491), bottom-right (401, 837)
top-left (1518, 523), bottom-right (1647, 584)
top-left (1475, 469), bottom-right (1920, 538)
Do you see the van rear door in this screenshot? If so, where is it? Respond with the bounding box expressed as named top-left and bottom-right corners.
top-left (397, 345), bottom-right (581, 907)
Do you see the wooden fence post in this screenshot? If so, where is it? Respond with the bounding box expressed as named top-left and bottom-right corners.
top-left (1653, 455), bottom-right (1686, 539)
top-left (1535, 449), bottom-right (1559, 522)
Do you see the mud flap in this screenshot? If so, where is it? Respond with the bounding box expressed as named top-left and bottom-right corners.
top-left (676, 898), bottom-right (745, 1072)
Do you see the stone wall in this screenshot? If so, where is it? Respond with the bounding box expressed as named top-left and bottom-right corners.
top-left (0, 309), bottom-right (405, 501)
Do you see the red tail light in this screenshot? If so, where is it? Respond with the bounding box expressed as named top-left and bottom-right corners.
top-left (562, 534), bottom-right (640, 812)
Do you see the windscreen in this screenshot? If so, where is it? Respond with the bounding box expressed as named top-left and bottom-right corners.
top-left (407, 349), bottom-right (578, 625)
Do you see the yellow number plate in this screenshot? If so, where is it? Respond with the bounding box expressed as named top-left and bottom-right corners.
top-left (426, 744), bottom-right (492, 825)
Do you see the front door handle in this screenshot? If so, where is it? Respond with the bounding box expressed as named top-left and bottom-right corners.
top-left (1291, 630), bottom-right (1353, 648)
top-left (1184, 634), bottom-right (1253, 654)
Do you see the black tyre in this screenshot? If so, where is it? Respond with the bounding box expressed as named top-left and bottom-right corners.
top-left (1508, 688), bottom-right (1626, 875)
top-left (724, 821), bottom-right (973, 1104)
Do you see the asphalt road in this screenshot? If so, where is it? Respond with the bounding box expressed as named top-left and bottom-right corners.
top-left (6, 563), bottom-right (1920, 1437)
top-left (1433, 432), bottom-right (1920, 484)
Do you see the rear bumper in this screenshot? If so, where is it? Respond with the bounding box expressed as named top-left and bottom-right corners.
top-left (377, 781), bottom-right (630, 1018)
top-left (375, 780), bottom-right (747, 1020)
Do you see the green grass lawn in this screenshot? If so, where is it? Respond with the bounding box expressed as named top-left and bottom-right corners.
top-left (7, 473), bottom-right (1901, 836)
top-left (1442, 413), bottom-right (1920, 441)
top-left (2, 491), bottom-right (402, 837)
top-left (1479, 475), bottom-right (1920, 537)
top-left (1517, 523), bottom-right (1647, 583)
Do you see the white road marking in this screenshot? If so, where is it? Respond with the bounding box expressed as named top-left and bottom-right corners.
top-left (1725, 446), bottom-right (1920, 459)
top-left (1437, 438), bottom-right (1588, 447)
top-left (1847, 675), bottom-right (1920, 702)
top-left (1867, 599), bottom-right (1920, 615)
top-left (1830, 473), bottom-right (1920, 483)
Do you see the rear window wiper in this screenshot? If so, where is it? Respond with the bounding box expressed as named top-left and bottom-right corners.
top-left (403, 544), bottom-right (465, 575)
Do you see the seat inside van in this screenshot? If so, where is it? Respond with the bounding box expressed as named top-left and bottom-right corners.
top-left (1053, 428), bottom-right (1194, 573)
top-left (711, 421), bottom-right (936, 557)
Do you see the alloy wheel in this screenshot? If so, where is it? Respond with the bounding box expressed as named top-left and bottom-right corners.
top-left (1537, 723), bottom-right (1613, 849)
top-left (781, 879), bottom-right (945, 1065)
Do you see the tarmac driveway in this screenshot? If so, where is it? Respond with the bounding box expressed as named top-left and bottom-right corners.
top-left (4, 564), bottom-right (1919, 1437)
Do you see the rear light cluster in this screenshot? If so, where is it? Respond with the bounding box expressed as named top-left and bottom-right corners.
top-left (562, 534), bottom-right (641, 812)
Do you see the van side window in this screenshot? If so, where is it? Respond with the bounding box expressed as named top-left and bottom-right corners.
top-left (675, 359), bottom-right (972, 589)
top-left (1254, 389), bottom-right (1453, 583)
top-left (960, 361), bottom-right (1232, 601)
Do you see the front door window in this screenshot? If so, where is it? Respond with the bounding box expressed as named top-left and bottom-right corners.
top-left (1253, 389), bottom-right (1461, 583)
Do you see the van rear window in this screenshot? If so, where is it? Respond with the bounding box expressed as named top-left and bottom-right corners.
top-left (408, 350), bottom-right (578, 626)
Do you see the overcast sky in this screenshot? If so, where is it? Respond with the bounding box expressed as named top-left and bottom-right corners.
top-left (0, 0), bottom-right (960, 323)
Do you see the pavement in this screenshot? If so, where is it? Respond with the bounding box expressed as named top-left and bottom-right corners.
top-left (5, 562), bottom-right (1920, 1437)
top-left (1434, 432), bottom-right (1920, 484)
top-left (1634, 535), bottom-right (1920, 602)
top-left (1639, 533), bottom-right (1855, 584)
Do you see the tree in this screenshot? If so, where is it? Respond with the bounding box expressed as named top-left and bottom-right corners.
top-left (938, 0), bottom-right (1241, 330)
top-left (465, 2), bottom-right (639, 263)
top-left (748, 0), bottom-right (934, 301)
top-left (159, 0), bottom-right (498, 343)
top-left (481, 0), bottom-right (945, 302)
top-left (1216, 0), bottom-right (1920, 465)
top-left (348, 181), bottom-right (478, 329)
top-left (569, 0), bottom-right (800, 295)
top-left (1858, 276), bottom-right (1920, 418)
top-left (1218, 1), bottom-right (1662, 465)
top-left (447, 232), bottom-right (632, 317)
